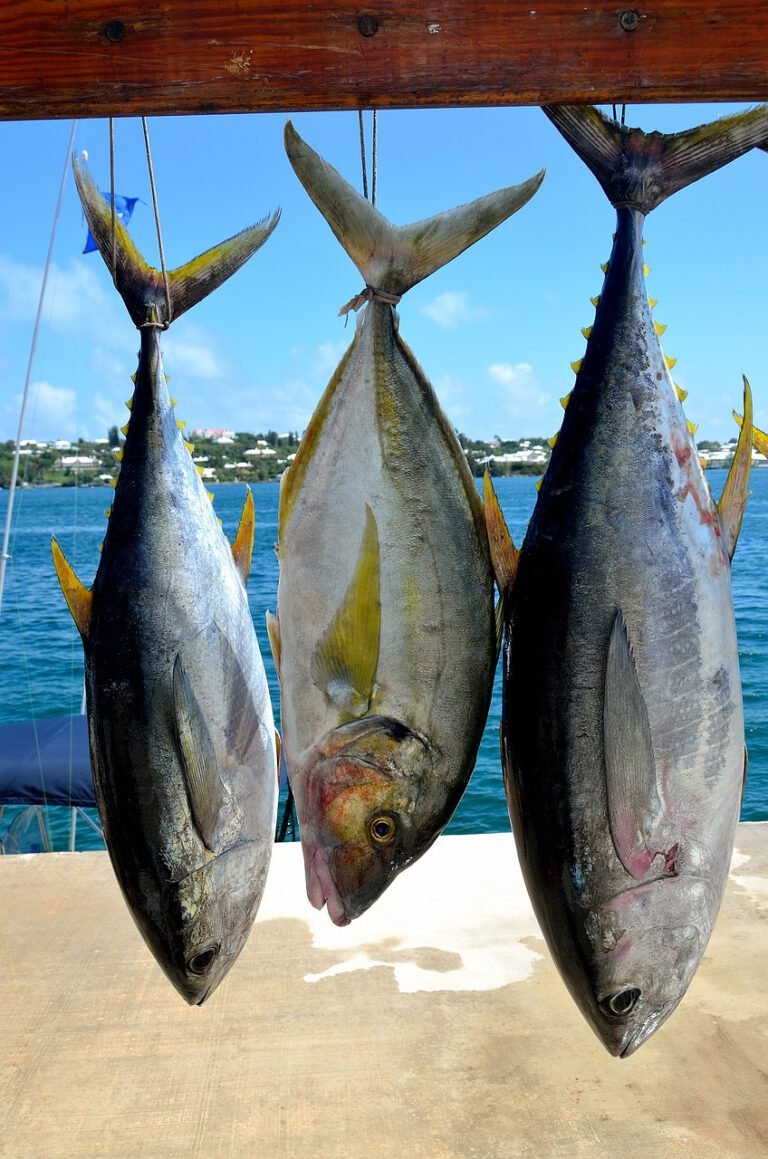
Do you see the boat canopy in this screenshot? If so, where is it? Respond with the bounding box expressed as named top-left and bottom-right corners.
top-left (0, 715), bottom-right (96, 807)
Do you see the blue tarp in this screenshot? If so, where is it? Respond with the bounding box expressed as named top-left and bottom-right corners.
top-left (0, 715), bottom-right (96, 807)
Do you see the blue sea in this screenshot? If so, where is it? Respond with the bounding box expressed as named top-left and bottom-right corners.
top-left (1, 470), bottom-right (767, 851)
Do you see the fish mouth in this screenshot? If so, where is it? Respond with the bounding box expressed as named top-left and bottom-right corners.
top-left (303, 844), bottom-right (351, 927)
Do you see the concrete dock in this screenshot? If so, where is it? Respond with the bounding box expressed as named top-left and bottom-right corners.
top-left (2, 826), bottom-right (767, 1157)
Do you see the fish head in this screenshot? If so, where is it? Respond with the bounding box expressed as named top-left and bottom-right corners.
top-left (148, 839), bottom-right (269, 1005)
top-left (292, 716), bottom-right (436, 925)
top-left (580, 875), bottom-right (712, 1057)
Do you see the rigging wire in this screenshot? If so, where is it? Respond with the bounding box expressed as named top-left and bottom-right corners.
top-left (358, 110), bottom-right (369, 201)
top-left (0, 119), bottom-right (78, 617)
top-left (141, 116), bottom-right (172, 325)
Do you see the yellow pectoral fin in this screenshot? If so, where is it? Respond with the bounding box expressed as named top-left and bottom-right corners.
top-left (231, 487), bottom-right (255, 586)
top-left (719, 376), bottom-right (753, 559)
top-left (310, 505), bottom-right (381, 718)
top-left (735, 406), bottom-right (768, 460)
top-left (51, 538), bottom-right (92, 638)
top-left (483, 471), bottom-right (519, 596)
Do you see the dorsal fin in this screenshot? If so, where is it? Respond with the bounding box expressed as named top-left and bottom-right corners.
top-left (310, 505), bottom-right (381, 718)
top-left (718, 376), bottom-right (753, 560)
top-left (231, 488), bottom-right (255, 586)
top-left (73, 156), bottom-right (280, 328)
top-left (543, 104), bottom-right (768, 214)
top-left (604, 612), bottom-right (680, 881)
top-left (51, 538), bottom-right (92, 638)
top-left (284, 121), bottom-right (544, 299)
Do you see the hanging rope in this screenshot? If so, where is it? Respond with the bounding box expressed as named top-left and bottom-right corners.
top-left (358, 110), bottom-right (369, 201)
top-left (141, 116), bottom-right (172, 326)
top-left (371, 109), bottom-right (378, 207)
top-left (357, 109), bottom-right (379, 206)
top-left (108, 117), bottom-right (117, 285)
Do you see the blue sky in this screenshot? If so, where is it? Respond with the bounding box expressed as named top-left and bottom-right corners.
top-left (0, 104), bottom-right (766, 445)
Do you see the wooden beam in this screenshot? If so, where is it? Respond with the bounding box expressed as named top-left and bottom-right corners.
top-left (2, 1), bottom-right (768, 122)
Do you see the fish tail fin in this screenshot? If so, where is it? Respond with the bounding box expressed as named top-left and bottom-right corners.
top-left (51, 538), bottom-right (92, 638)
top-left (73, 156), bottom-right (280, 327)
top-left (284, 121), bottom-right (543, 299)
top-left (543, 104), bottom-right (768, 214)
top-left (483, 472), bottom-right (519, 595)
top-left (718, 377), bottom-right (753, 559)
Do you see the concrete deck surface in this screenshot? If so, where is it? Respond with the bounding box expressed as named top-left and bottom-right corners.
top-left (2, 825), bottom-right (767, 1158)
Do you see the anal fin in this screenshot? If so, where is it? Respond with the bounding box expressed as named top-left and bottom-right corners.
top-left (231, 488), bottom-right (255, 585)
top-left (51, 538), bottom-right (93, 638)
top-left (604, 612), bottom-right (679, 881)
top-left (311, 505), bottom-right (380, 718)
top-left (718, 376), bottom-right (752, 560)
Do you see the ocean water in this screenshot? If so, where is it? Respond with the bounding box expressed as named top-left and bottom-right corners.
top-left (1, 469), bottom-right (766, 851)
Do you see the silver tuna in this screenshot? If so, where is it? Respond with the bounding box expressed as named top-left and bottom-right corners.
top-left (52, 159), bottom-right (280, 1003)
top-left (500, 103), bottom-right (768, 1055)
top-left (270, 122), bottom-right (543, 925)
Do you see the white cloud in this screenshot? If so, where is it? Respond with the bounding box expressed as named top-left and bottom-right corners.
top-left (161, 338), bottom-right (223, 380)
top-left (421, 290), bottom-right (488, 329)
top-left (315, 340), bottom-right (347, 375)
top-left (432, 373), bottom-right (471, 426)
top-left (0, 255), bottom-right (118, 338)
top-left (487, 361), bottom-right (555, 431)
top-left (15, 381), bottom-right (78, 440)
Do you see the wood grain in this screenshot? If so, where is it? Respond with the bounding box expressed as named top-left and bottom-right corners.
top-left (2, 1), bottom-right (768, 122)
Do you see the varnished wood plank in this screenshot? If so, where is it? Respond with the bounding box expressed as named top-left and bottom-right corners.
top-left (2, 1), bottom-right (768, 122)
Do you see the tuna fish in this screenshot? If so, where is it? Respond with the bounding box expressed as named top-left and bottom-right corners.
top-left (271, 122), bottom-right (543, 925)
top-left (500, 103), bottom-right (768, 1055)
top-left (52, 159), bottom-right (280, 1003)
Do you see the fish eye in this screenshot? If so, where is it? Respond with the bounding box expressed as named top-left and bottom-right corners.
top-left (369, 814), bottom-right (397, 844)
top-left (599, 987), bottom-right (641, 1019)
top-left (188, 943), bottom-right (220, 975)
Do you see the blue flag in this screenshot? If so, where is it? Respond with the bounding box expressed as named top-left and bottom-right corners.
top-left (83, 193), bottom-right (140, 254)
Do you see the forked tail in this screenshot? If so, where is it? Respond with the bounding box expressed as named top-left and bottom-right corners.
top-left (543, 104), bottom-right (768, 214)
top-left (73, 157), bottom-right (280, 327)
top-left (284, 121), bottom-right (544, 300)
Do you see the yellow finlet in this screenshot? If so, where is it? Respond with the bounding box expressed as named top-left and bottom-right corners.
top-left (196, 465), bottom-right (205, 477)
top-left (125, 397), bottom-right (133, 411)
top-left (110, 477), bottom-right (118, 489)
top-left (483, 472), bottom-right (519, 596)
top-left (130, 372), bottom-right (137, 385)
top-left (115, 449), bottom-right (124, 462)
top-left (98, 542), bottom-right (104, 554)
top-left (548, 433), bottom-right (558, 449)
top-left (643, 263), bottom-right (650, 277)
top-left (675, 384), bottom-right (688, 403)
top-left (311, 506), bottom-right (381, 718)
top-left (560, 392), bottom-right (571, 410)
top-left (217, 518), bottom-right (223, 527)
top-left (535, 477), bottom-right (543, 491)
top-left (184, 442), bottom-right (195, 454)
top-left (665, 356), bottom-right (678, 370)
top-left (120, 422), bottom-right (130, 436)
top-left (570, 359), bottom-right (583, 374)
top-left (51, 538), bottom-right (93, 639)
top-left (581, 326), bottom-right (593, 339)
top-left (231, 488), bottom-right (256, 587)
top-left (165, 374), bottom-right (172, 384)
top-left (207, 490), bottom-right (215, 501)
top-left (176, 419), bottom-right (186, 431)
top-left (687, 420), bottom-right (699, 436)
top-left (601, 261), bottom-right (609, 274)
top-left (654, 321), bottom-right (667, 336)
top-left (104, 506), bottom-right (112, 519)
top-left (648, 296), bottom-right (658, 309)
top-left (170, 397), bottom-right (178, 407)
top-left (590, 295), bottom-right (601, 308)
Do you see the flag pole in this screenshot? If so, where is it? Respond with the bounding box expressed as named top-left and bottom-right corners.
top-left (0, 120), bottom-right (77, 616)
